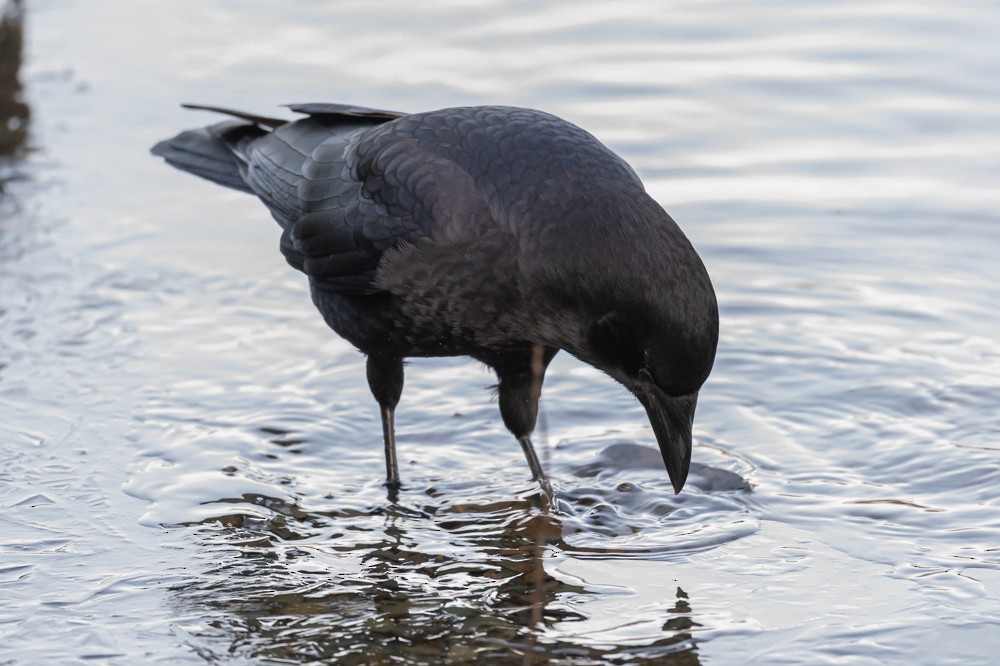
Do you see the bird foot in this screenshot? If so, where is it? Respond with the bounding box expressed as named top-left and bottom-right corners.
top-left (385, 479), bottom-right (401, 504)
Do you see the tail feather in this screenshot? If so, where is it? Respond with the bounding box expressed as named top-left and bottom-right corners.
top-left (151, 120), bottom-right (266, 193)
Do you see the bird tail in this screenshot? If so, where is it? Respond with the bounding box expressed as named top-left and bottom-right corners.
top-left (150, 119), bottom-right (267, 194)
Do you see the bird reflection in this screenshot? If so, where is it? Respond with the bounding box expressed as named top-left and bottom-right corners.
top-left (0, 0), bottom-right (29, 172)
top-left (657, 587), bottom-right (703, 664)
top-left (168, 492), bottom-right (703, 664)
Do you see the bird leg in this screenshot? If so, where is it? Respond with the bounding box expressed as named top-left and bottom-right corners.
top-left (380, 403), bottom-right (399, 489)
top-left (490, 345), bottom-right (559, 483)
top-left (517, 434), bottom-right (545, 481)
top-left (366, 354), bottom-right (404, 498)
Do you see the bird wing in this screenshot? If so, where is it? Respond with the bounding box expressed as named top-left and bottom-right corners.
top-left (286, 102), bottom-right (406, 121)
top-left (245, 104), bottom-right (645, 298)
top-left (155, 103), bottom-right (502, 295)
top-left (227, 111), bottom-right (406, 295)
top-left (161, 103), bottom-right (646, 300)
top-left (270, 109), bottom-right (499, 294)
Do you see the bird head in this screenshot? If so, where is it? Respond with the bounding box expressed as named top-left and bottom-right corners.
top-left (583, 293), bottom-right (718, 494)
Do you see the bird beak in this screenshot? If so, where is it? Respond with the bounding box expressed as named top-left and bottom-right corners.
top-left (635, 387), bottom-right (697, 494)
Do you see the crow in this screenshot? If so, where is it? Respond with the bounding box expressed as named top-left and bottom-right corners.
top-left (152, 102), bottom-right (719, 496)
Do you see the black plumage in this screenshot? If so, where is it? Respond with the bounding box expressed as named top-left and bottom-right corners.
top-left (152, 102), bottom-right (719, 495)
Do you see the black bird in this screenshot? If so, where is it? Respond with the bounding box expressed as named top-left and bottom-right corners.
top-left (152, 102), bottom-right (719, 495)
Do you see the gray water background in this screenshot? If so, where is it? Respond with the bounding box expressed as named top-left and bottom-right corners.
top-left (2, 1), bottom-right (999, 663)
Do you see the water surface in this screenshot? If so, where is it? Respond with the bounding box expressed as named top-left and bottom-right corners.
top-left (2, 1), bottom-right (999, 663)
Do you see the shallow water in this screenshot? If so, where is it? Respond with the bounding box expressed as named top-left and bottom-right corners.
top-left (2, 0), bottom-right (999, 663)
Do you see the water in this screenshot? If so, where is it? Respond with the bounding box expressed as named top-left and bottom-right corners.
top-left (2, 0), bottom-right (999, 663)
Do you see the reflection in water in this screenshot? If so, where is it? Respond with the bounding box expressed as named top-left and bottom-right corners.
top-left (170, 491), bottom-right (703, 664)
top-left (0, 0), bottom-right (28, 169)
